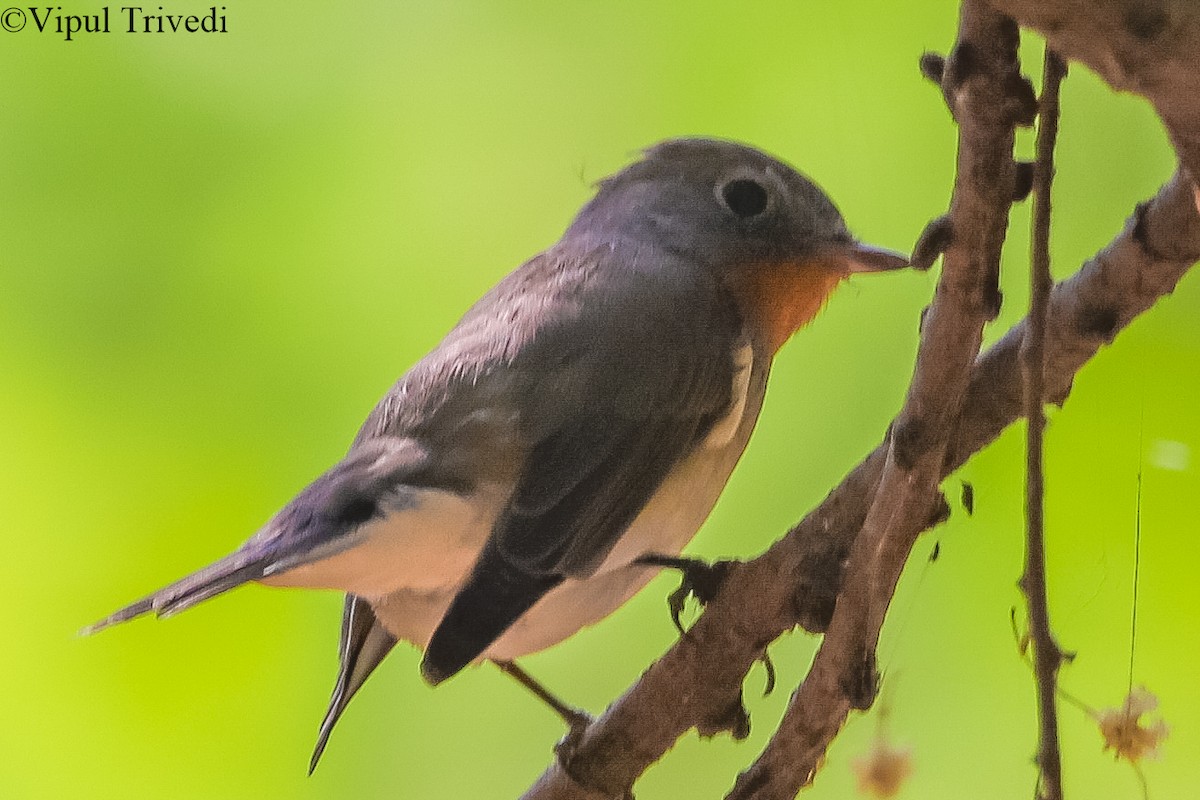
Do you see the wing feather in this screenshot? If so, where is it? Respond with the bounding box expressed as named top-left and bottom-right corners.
top-left (423, 244), bottom-right (743, 681)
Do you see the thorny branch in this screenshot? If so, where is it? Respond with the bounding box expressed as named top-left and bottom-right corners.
top-left (1021, 48), bottom-right (1067, 800)
top-left (522, 1), bottom-right (1200, 798)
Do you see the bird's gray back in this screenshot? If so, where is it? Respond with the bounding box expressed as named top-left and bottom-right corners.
top-left (351, 238), bottom-right (743, 493)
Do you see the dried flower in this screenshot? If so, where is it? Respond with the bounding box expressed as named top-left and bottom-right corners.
top-left (1096, 686), bottom-right (1169, 763)
top-left (852, 736), bottom-right (913, 798)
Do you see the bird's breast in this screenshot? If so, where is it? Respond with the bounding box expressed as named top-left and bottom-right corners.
top-left (731, 261), bottom-right (844, 353)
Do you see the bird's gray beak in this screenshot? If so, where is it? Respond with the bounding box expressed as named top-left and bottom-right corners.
top-left (823, 241), bottom-right (910, 273)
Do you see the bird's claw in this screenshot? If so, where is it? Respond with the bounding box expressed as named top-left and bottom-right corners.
top-left (636, 554), bottom-right (734, 634)
top-left (553, 708), bottom-right (633, 798)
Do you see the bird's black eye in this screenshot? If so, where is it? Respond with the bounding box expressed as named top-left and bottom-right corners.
top-left (720, 178), bottom-right (769, 218)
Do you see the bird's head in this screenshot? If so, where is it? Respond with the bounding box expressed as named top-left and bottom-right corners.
top-left (567, 138), bottom-right (908, 350)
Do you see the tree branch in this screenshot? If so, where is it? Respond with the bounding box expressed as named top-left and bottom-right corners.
top-left (725, 4), bottom-right (1028, 796)
top-left (1021, 47), bottom-right (1067, 800)
top-left (985, 0), bottom-right (1200, 181)
top-left (522, 166), bottom-right (1200, 800)
top-left (521, 6), bottom-right (1200, 799)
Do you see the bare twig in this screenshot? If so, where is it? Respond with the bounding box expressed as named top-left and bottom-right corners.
top-left (1021, 48), bottom-right (1067, 800)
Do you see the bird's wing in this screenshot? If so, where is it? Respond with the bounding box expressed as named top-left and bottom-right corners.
top-left (422, 250), bottom-right (742, 682)
top-left (82, 437), bottom-right (431, 633)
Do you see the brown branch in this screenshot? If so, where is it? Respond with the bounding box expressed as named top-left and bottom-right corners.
top-left (522, 172), bottom-right (1200, 800)
top-left (726, 4), bottom-right (1027, 797)
top-left (521, 21), bottom-right (1200, 800)
top-left (985, 0), bottom-right (1200, 181)
top-left (1022, 48), bottom-right (1067, 800)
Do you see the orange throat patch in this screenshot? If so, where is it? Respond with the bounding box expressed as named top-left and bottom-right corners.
top-left (731, 259), bottom-right (845, 353)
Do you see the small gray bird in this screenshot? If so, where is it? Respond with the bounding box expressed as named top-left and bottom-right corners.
top-left (86, 138), bottom-right (907, 768)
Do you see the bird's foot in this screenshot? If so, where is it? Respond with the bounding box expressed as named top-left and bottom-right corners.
top-left (636, 554), bottom-right (734, 634)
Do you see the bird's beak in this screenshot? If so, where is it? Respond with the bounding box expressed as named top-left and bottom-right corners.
top-left (819, 241), bottom-right (910, 274)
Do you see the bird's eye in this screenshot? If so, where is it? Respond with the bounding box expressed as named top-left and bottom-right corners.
top-left (719, 178), bottom-right (769, 218)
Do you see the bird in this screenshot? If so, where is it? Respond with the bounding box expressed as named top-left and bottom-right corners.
top-left (84, 137), bottom-right (908, 769)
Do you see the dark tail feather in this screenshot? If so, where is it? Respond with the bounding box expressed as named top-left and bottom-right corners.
top-left (80, 550), bottom-right (268, 636)
top-left (421, 540), bottom-right (561, 685)
top-left (309, 595), bottom-right (397, 774)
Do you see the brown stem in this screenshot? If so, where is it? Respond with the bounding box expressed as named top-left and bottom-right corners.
top-left (1021, 48), bottom-right (1067, 800)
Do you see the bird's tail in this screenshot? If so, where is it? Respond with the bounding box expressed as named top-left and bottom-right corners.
top-left (309, 594), bottom-right (397, 774)
top-left (81, 438), bottom-right (430, 637)
top-left (80, 548), bottom-right (270, 636)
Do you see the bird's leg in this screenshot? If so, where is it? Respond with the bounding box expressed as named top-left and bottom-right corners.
top-left (635, 553), bottom-right (734, 634)
top-left (493, 660), bottom-right (593, 734)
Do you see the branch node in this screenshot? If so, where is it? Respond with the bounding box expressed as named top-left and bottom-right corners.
top-left (910, 214), bottom-right (955, 271)
top-left (1131, 199), bottom-right (1154, 249)
top-left (792, 549), bottom-right (843, 634)
top-left (890, 416), bottom-right (928, 470)
top-left (1006, 73), bottom-right (1040, 127)
top-left (551, 734), bottom-right (629, 800)
top-left (1048, 377), bottom-right (1073, 408)
top-left (1013, 160), bottom-right (1036, 202)
top-left (944, 40), bottom-right (979, 91)
top-left (941, 40), bottom-right (979, 116)
top-left (892, 417), bottom-right (926, 472)
top-left (843, 646), bottom-right (880, 711)
top-left (984, 285), bottom-right (1004, 320)
top-left (927, 492), bottom-right (952, 528)
top-left (1125, 5), bottom-right (1169, 42)
top-left (919, 51), bottom-right (946, 85)
top-left (1075, 304), bottom-right (1120, 342)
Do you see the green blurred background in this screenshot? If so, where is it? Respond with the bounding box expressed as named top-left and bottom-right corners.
top-left (2, 1), bottom-right (1196, 797)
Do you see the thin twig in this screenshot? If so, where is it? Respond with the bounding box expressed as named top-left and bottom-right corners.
top-left (1021, 47), bottom-right (1067, 800)
top-left (1129, 419), bottom-right (1143, 695)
